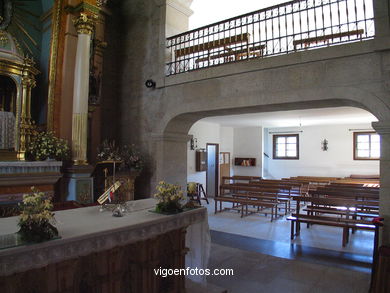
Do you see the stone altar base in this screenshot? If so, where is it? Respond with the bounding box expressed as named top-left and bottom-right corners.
top-left (0, 161), bottom-right (63, 216)
top-left (0, 228), bottom-right (187, 293)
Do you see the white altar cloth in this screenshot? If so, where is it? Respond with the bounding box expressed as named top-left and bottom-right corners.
top-left (0, 198), bottom-right (210, 278)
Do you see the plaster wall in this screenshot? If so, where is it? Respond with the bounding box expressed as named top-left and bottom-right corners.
top-left (233, 127), bottom-right (263, 177)
top-left (166, 0), bottom-right (193, 37)
top-left (187, 121), bottom-right (234, 188)
top-left (265, 124), bottom-right (380, 179)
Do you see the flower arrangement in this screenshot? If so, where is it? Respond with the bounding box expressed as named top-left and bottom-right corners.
top-left (120, 144), bottom-right (143, 171)
top-left (26, 131), bottom-right (70, 161)
top-left (18, 187), bottom-right (58, 242)
top-left (154, 181), bottom-right (185, 214)
top-left (97, 140), bottom-right (144, 171)
top-left (97, 140), bottom-right (120, 162)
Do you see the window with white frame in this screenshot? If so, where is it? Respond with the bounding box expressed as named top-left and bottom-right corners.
top-left (273, 134), bottom-right (299, 160)
top-left (354, 132), bottom-right (380, 160)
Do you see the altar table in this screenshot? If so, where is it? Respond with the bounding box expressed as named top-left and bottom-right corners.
top-left (0, 199), bottom-right (209, 293)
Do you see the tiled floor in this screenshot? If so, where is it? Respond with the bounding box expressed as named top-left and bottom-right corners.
top-left (204, 199), bottom-right (373, 292)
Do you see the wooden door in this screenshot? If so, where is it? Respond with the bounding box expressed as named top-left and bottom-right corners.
top-left (219, 152), bottom-right (231, 187)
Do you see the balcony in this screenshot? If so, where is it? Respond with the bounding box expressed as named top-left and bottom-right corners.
top-left (166, 0), bottom-right (375, 76)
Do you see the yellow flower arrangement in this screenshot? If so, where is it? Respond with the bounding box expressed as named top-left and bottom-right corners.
top-left (26, 131), bottom-right (70, 161)
top-left (18, 187), bottom-right (58, 242)
top-left (154, 181), bottom-right (184, 213)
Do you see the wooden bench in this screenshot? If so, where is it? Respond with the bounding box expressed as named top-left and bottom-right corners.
top-left (283, 176), bottom-right (336, 191)
top-left (293, 29), bottom-right (364, 50)
top-left (214, 195), bottom-right (277, 221)
top-left (288, 214), bottom-right (375, 246)
top-left (195, 44), bottom-right (265, 63)
top-left (221, 176), bottom-right (262, 184)
top-left (175, 33), bottom-right (250, 58)
top-left (303, 206), bottom-right (379, 220)
top-left (220, 184), bottom-right (291, 215)
top-left (287, 196), bottom-right (377, 246)
top-left (310, 189), bottom-right (379, 202)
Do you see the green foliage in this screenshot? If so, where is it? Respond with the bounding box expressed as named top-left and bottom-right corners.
top-left (27, 131), bottom-right (70, 161)
top-left (97, 139), bottom-right (144, 171)
top-left (18, 187), bottom-right (58, 242)
top-left (154, 181), bottom-right (184, 213)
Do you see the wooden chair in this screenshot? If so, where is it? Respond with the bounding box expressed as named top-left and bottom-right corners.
top-left (187, 182), bottom-right (209, 205)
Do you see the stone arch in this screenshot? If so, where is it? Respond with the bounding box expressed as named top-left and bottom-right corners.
top-left (156, 92), bottom-right (390, 244)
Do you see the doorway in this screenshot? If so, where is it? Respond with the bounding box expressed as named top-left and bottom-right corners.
top-left (206, 143), bottom-right (219, 197)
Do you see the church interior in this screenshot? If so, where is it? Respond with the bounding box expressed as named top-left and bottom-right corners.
top-left (0, 0), bottom-right (390, 292)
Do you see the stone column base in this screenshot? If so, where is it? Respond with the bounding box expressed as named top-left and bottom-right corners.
top-left (64, 165), bottom-right (94, 204)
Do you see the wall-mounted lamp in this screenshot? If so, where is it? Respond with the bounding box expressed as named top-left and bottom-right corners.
top-left (321, 139), bottom-right (328, 151)
top-left (145, 79), bottom-right (156, 88)
top-left (190, 138), bottom-right (198, 150)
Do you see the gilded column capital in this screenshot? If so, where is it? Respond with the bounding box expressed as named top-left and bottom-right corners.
top-left (21, 76), bottom-right (36, 88)
top-left (73, 12), bottom-right (97, 35)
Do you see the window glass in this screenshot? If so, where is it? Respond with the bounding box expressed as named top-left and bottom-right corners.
top-left (354, 132), bottom-right (380, 160)
top-left (273, 134), bottom-right (299, 159)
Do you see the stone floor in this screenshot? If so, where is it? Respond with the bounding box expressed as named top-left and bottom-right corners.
top-left (203, 199), bottom-right (373, 292)
top-left (207, 199), bottom-right (374, 256)
top-left (206, 242), bottom-right (371, 293)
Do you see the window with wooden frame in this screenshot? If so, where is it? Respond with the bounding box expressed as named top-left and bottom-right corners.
top-left (273, 134), bottom-right (299, 160)
top-left (354, 132), bottom-right (380, 160)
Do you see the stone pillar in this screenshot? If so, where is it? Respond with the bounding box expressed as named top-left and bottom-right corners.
top-left (372, 121), bottom-right (390, 245)
top-left (152, 132), bottom-right (191, 193)
top-left (72, 13), bottom-right (96, 165)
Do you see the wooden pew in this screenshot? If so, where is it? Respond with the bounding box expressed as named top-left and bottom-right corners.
top-left (214, 196), bottom-right (277, 220)
top-left (221, 176), bottom-right (262, 184)
top-left (293, 29), bottom-right (364, 50)
top-left (195, 44), bottom-right (265, 63)
top-left (175, 33), bottom-right (250, 58)
top-left (218, 184), bottom-right (291, 220)
top-left (311, 188), bottom-right (379, 201)
top-left (287, 196), bottom-right (377, 246)
top-left (220, 184), bottom-right (291, 215)
top-left (284, 176), bottom-right (337, 191)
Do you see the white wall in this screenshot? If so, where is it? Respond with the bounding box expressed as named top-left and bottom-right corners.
top-left (232, 127), bottom-right (263, 177)
top-left (187, 121), bottom-right (234, 188)
top-left (188, 121), bottom-right (379, 186)
top-left (265, 124), bottom-right (380, 179)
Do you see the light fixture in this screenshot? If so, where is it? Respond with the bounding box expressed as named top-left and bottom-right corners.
top-left (321, 139), bottom-right (328, 151)
top-left (145, 79), bottom-right (156, 88)
top-left (190, 138), bottom-right (197, 150)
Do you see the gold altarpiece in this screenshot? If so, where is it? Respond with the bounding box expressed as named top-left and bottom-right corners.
top-left (0, 33), bottom-right (38, 160)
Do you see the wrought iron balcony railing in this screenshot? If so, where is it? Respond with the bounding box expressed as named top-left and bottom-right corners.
top-left (166, 0), bottom-right (374, 76)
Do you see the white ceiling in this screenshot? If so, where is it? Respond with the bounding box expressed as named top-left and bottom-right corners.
top-left (200, 107), bottom-right (378, 128)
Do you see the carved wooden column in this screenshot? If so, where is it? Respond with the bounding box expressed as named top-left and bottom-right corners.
top-left (71, 12), bottom-right (96, 165)
top-left (18, 57), bottom-right (37, 160)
